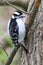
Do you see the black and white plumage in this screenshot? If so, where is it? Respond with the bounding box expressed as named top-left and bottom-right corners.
top-left (8, 10), bottom-right (28, 53)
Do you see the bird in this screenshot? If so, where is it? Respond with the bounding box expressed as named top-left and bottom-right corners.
top-left (7, 10), bottom-right (28, 53)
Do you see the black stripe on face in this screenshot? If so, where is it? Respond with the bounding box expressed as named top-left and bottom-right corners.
top-left (13, 10), bottom-right (22, 17)
top-left (16, 10), bottom-right (22, 15)
top-left (13, 14), bottom-right (20, 16)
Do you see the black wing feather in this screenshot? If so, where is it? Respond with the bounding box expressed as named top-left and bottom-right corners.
top-left (9, 18), bottom-right (19, 43)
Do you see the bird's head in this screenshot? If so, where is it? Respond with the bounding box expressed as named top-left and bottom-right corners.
top-left (11, 10), bottom-right (23, 19)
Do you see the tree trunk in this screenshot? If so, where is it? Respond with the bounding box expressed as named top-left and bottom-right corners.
top-left (18, 0), bottom-right (43, 65)
top-left (0, 0), bottom-right (42, 65)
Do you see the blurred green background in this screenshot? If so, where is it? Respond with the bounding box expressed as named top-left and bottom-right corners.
top-left (0, 0), bottom-right (28, 64)
top-left (0, 6), bottom-right (21, 65)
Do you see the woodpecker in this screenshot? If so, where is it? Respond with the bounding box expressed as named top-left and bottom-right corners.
top-left (7, 10), bottom-right (28, 53)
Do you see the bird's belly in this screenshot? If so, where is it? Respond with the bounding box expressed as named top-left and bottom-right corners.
top-left (16, 19), bottom-right (26, 43)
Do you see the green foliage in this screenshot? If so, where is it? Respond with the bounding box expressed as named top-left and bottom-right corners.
top-left (0, 48), bottom-right (7, 62)
top-left (0, 47), bottom-right (22, 65)
top-left (5, 36), bottom-right (14, 47)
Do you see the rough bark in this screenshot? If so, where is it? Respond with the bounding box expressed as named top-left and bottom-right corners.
top-left (18, 0), bottom-right (42, 65)
top-left (1, 0), bottom-right (42, 65)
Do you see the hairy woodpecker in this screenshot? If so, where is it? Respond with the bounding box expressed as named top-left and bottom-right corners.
top-left (7, 10), bottom-right (28, 53)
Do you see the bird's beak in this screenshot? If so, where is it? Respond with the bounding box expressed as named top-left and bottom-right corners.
top-left (19, 15), bottom-right (25, 18)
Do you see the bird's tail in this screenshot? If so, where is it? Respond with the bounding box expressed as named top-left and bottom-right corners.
top-left (19, 43), bottom-right (28, 53)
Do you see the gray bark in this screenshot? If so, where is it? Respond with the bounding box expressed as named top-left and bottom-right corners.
top-left (2, 0), bottom-right (42, 65)
top-left (18, 0), bottom-right (43, 65)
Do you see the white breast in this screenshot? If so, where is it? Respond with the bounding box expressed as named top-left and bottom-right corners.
top-left (16, 18), bottom-right (26, 43)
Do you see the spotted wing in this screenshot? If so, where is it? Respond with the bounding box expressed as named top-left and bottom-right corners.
top-left (8, 18), bottom-right (19, 43)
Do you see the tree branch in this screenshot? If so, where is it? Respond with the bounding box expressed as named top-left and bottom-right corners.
top-left (0, 0), bottom-right (28, 11)
top-left (26, 0), bottom-right (41, 29)
top-left (5, 45), bottom-right (20, 65)
top-left (0, 0), bottom-right (30, 14)
top-left (27, 0), bottom-right (35, 13)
